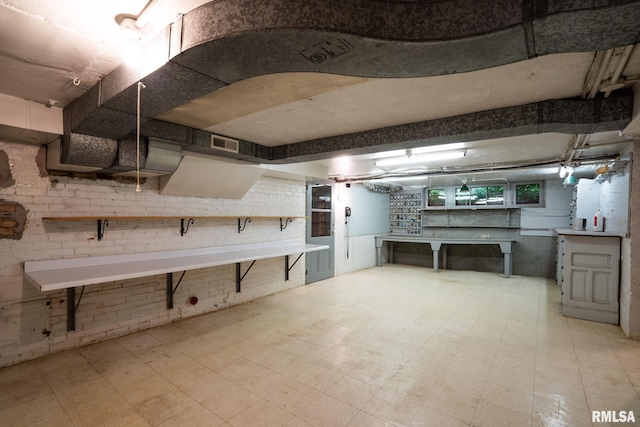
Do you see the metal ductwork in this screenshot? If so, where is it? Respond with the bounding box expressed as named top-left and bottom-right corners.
top-left (144, 139), bottom-right (182, 173)
top-left (61, 0), bottom-right (640, 166)
top-left (50, 133), bottom-right (182, 176)
top-left (60, 133), bottom-right (118, 168)
top-left (99, 137), bottom-right (147, 175)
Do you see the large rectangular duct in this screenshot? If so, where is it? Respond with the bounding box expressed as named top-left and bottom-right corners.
top-left (61, 132), bottom-right (118, 168)
top-left (99, 138), bottom-right (182, 176)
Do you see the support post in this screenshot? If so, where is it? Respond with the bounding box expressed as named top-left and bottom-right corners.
top-left (430, 242), bottom-right (442, 273)
top-left (236, 260), bottom-right (256, 292)
top-left (389, 241), bottom-right (395, 264)
top-left (375, 237), bottom-right (383, 267)
top-left (499, 242), bottom-right (514, 278)
top-left (167, 272), bottom-right (173, 309)
top-left (236, 263), bottom-right (241, 293)
top-left (285, 253), bottom-right (304, 281)
top-left (97, 219), bottom-right (108, 241)
top-left (67, 287), bottom-right (75, 331)
top-left (166, 271), bottom-right (187, 308)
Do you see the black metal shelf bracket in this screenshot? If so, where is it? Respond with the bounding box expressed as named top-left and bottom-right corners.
top-left (166, 271), bottom-right (187, 309)
top-left (236, 260), bottom-right (256, 293)
top-left (97, 219), bottom-right (108, 241)
top-left (280, 217), bottom-right (293, 231)
top-left (180, 218), bottom-right (195, 236)
top-left (285, 253), bottom-right (304, 281)
top-left (66, 285), bottom-right (86, 331)
top-left (238, 217), bottom-right (251, 233)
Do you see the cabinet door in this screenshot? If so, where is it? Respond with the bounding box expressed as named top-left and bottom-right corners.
top-left (562, 235), bottom-right (620, 323)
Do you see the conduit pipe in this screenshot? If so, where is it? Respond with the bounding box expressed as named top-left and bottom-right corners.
top-left (602, 44), bottom-right (636, 98)
top-left (587, 49), bottom-right (614, 99)
top-left (565, 133), bottom-right (590, 161)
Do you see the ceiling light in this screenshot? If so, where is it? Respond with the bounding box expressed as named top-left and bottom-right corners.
top-left (119, 17), bottom-right (143, 41)
top-left (412, 142), bottom-right (466, 155)
top-left (118, 16), bottom-right (145, 68)
top-left (124, 45), bottom-right (142, 68)
top-left (375, 149), bottom-right (466, 167)
top-left (562, 166), bottom-right (577, 186)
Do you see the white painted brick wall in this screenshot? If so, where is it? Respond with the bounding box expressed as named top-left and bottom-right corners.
top-left (0, 140), bottom-right (306, 367)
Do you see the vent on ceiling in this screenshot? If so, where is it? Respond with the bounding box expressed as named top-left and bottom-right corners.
top-left (211, 134), bottom-right (239, 153)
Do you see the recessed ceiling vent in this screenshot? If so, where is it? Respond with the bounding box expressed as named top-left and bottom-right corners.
top-left (211, 134), bottom-right (239, 153)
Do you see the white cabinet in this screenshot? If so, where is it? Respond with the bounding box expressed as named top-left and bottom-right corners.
top-left (558, 231), bottom-right (620, 324)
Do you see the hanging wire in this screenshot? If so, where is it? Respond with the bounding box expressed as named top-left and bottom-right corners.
top-left (136, 80), bottom-right (146, 192)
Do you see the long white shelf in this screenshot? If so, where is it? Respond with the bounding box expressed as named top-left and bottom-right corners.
top-left (24, 239), bottom-right (329, 331)
top-left (24, 239), bottom-right (327, 292)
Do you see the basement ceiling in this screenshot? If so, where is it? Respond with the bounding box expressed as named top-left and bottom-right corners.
top-left (1, 0), bottom-right (640, 188)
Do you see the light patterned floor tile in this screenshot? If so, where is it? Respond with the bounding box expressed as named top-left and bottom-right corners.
top-left (3, 267), bottom-right (640, 426)
top-left (363, 389), bottom-right (421, 426)
top-left (298, 394), bottom-right (358, 427)
top-left (228, 399), bottom-right (294, 427)
top-left (326, 375), bottom-right (380, 408)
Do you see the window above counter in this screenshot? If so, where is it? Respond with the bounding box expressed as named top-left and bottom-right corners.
top-left (424, 182), bottom-right (544, 210)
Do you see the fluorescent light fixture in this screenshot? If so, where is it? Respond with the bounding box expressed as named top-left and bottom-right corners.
top-left (412, 142), bottom-right (466, 154)
top-left (375, 149), bottom-right (466, 167)
top-left (373, 175), bottom-right (430, 182)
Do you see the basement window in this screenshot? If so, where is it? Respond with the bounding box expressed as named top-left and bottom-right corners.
top-left (456, 186), bottom-right (504, 207)
top-left (427, 188), bottom-right (446, 207)
top-left (515, 182), bottom-right (542, 205)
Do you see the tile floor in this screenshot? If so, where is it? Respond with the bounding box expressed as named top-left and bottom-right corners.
top-left (2, 264), bottom-right (640, 426)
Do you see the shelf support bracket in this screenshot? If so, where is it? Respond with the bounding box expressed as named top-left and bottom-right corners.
top-left (236, 260), bottom-right (256, 293)
top-left (285, 253), bottom-right (304, 281)
top-left (238, 217), bottom-right (251, 233)
top-left (180, 218), bottom-right (195, 236)
top-left (97, 219), bottom-right (108, 241)
top-left (280, 217), bottom-right (293, 231)
top-left (66, 286), bottom-right (86, 331)
top-left (166, 271), bottom-right (187, 309)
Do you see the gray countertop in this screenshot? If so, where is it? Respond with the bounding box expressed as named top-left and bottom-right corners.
top-left (555, 228), bottom-right (624, 237)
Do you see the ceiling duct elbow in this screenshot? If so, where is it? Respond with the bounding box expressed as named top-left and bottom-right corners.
top-left (61, 133), bottom-right (118, 168)
top-left (90, 138), bottom-right (181, 176)
top-left (144, 139), bottom-right (182, 173)
top-left (99, 137), bottom-right (147, 175)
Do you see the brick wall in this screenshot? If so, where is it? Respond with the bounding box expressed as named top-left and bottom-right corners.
top-left (0, 140), bottom-right (306, 367)
top-left (0, 200), bottom-right (26, 239)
